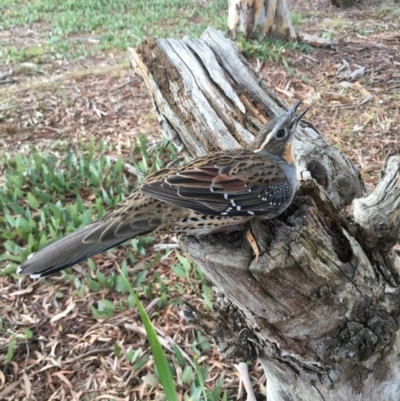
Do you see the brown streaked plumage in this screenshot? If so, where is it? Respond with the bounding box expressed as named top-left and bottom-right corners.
top-left (18, 100), bottom-right (309, 278)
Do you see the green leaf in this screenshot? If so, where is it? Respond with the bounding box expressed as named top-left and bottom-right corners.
top-left (127, 347), bottom-right (142, 364)
top-left (91, 305), bottom-right (99, 319)
top-left (126, 348), bottom-right (134, 363)
top-left (73, 276), bottom-right (81, 289)
top-left (133, 270), bottom-right (147, 287)
top-left (132, 355), bottom-right (150, 371)
top-left (4, 240), bottom-right (19, 254)
top-left (27, 192), bottom-right (39, 209)
top-left (96, 271), bottom-right (106, 284)
top-left (87, 258), bottom-right (96, 271)
top-left (197, 331), bottom-right (211, 352)
top-left (9, 175), bottom-right (22, 188)
top-left (118, 268), bottom-right (178, 401)
top-left (176, 253), bottom-right (191, 272)
top-left (182, 365), bottom-right (193, 384)
top-left (8, 201), bottom-right (25, 215)
top-left (171, 264), bottom-right (186, 278)
top-left (127, 293), bottom-right (135, 308)
top-left (194, 358), bottom-right (208, 401)
top-left (5, 213), bottom-right (16, 227)
top-left (23, 329), bottom-right (33, 339)
top-left (1, 264), bottom-right (18, 275)
top-left (173, 344), bottom-right (186, 368)
top-left (87, 277), bottom-right (101, 292)
top-left (116, 275), bottom-right (131, 293)
top-left (39, 234), bottom-right (48, 248)
top-left (7, 339), bottom-right (16, 363)
top-left (102, 299), bottom-right (115, 313)
top-left (114, 343), bottom-right (121, 358)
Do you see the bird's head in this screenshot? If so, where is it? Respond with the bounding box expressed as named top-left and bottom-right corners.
top-left (249, 100), bottom-right (310, 162)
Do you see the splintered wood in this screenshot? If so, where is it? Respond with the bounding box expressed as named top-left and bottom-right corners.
top-left (131, 28), bottom-right (400, 401)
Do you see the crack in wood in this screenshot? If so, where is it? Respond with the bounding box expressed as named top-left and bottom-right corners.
top-left (131, 28), bottom-right (400, 401)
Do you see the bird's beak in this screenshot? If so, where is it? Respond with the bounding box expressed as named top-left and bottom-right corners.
top-left (289, 101), bottom-right (310, 129)
top-left (288, 99), bottom-right (303, 117)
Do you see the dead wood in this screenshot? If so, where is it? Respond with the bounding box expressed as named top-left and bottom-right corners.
top-left (227, 0), bottom-right (296, 41)
top-left (130, 28), bottom-right (400, 401)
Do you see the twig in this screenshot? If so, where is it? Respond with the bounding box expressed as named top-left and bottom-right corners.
top-left (0, 79), bottom-right (17, 85)
top-left (65, 348), bottom-right (114, 364)
top-left (0, 105), bottom-right (16, 112)
top-left (153, 243), bottom-right (179, 251)
top-left (109, 156), bottom-right (144, 180)
top-left (0, 69), bottom-right (13, 80)
top-left (166, 156), bottom-right (184, 168)
top-left (111, 78), bottom-right (139, 93)
top-left (234, 362), bottom-right (257, 401)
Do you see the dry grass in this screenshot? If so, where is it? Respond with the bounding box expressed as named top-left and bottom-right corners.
top-left (1, 247), bottom-right (253, 400)
top-left (0, 58), bottom-right (159, 150)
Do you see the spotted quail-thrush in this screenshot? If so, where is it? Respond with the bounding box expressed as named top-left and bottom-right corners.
top-left (17, 100), bottom-right (309, 278)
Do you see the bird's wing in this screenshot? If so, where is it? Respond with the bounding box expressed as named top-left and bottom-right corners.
top-left (141, 150), bottom-right (291, 216)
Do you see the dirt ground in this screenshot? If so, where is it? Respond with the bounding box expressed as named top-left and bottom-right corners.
top-left (0, 0), bottom-right (399, 400)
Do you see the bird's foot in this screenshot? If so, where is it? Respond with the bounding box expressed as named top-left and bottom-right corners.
top-left (245, 228), bottom-right (260, 262)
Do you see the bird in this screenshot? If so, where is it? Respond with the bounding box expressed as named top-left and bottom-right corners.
top-left (17, 100), bottom-right (309, 278)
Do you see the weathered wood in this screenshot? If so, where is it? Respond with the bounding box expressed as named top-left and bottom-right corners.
top-left (353, 157), bottom-right (400, 252)
top-left (130, 28), bottom-right (400, 401)
top-left (227, 0), bottom-right (296, 41)
top-left (297, 31), bottom-right (339, 47)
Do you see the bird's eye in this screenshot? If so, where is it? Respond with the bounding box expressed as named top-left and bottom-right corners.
top-left (275, 129), bottom-right (286, 139)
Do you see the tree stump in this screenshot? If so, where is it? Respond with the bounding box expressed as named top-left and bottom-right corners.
top-left (130, 29), bottom-right (400, 401)
top-left (227, 0), bottom-right (296, 41)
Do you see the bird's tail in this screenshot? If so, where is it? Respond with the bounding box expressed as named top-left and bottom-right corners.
top-left (17, 219), bottom-right (154, 278)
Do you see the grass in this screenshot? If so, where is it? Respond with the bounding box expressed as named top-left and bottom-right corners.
top-left (1, 137), bottom-right (152, 269)
top-left (239, 37), bottom-right (309, 61)
top-left (330, 18), bottom-right (347, 29)
top-left (239, 36), bottom-right (309, 75)
top-left (0, 135), bottom-right (226, 399)
top-left (378, 3), bottom-right (400, 18)
top-left (290, 12), bottom-right (302, 26)
top-left (335, 0), bottom-right (357, 6)
top-left (0, 135), bottom-right (171, 279)
top-left (0, 0), bottom-right (228, 62)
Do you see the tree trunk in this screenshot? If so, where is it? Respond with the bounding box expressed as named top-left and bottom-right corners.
top-left (130, 29), bottom-right (400, 401)
top-left (227, 0), bottom-right (296, 40)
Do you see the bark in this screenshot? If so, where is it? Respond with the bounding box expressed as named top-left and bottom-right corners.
top-left (227, 0), bottom-right (296, 41)
top-left (130, 28), bottom-right (400, 401)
